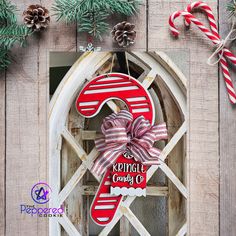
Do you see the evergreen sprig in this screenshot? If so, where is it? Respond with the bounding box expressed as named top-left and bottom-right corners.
top-left (0, 0), bottom-right (17, 25)
top-left (227, 0), bottom-right (236, 18)
top-left (53, 0), bottom-right (141, 40)
top-left (79, 11), bottom-right (109, 41)
top-left (0, 25), bottom-right (31, 49)
top-left (0, 0), bottom-right (32, 70)
top-left (0, 47), bottom-right (10, 69)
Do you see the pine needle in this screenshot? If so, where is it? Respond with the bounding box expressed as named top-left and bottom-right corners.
top-left (0, 46), bottom-right (10, 69)
top-left (227, 0), bottom-right (236, 18)
top-left (53, 0), bottom-right (141, 40)
top-left (0, 25), bottom-right (31, 49)
top-left (0, 0), bottom-right (17, 25)
top-left (0, 0), bottom-right (32, 70)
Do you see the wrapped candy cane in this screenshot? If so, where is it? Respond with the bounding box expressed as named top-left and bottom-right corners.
top-left (169, 1), bottom-right (236, 104)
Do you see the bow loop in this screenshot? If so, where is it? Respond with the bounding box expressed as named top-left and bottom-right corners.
top-left (131, 116), bottom-right (151, 138)
top-left (92, 110), bottom-right (168, 176)
top-left (104, 127), bottom-right (128, 144)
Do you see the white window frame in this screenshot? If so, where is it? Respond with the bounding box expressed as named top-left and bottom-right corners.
top-left (49, 52), bottom-right (187, 236)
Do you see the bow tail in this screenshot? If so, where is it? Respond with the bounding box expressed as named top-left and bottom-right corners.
top-left (91, 149), bottom-right (123, 176)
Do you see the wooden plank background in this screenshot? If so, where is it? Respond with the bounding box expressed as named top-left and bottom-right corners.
top-left (0, 71), bottom-right (5, 236)
top-left (219, 1), bottom-right (236, 235)
top-left (0, 0), bottom-right (235, 235)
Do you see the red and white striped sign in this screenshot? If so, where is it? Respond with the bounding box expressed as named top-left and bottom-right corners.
top-left (76, 73), bottom-right (155, 123)
top-left (76, 73), bottom-right (155, 226)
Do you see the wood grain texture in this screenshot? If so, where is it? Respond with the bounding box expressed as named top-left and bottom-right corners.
top-left (148, 0), bottom-right (219, 235)
top-left (62, 105), bottom-right (85, 236)
top-left (0, 0), bottom-right (224, 235)
top-left (5, 0), bottom-right (76, 235)
top-left (219, 1), bottom-right (236, 235)
top-left (157, 78), bottom-right (186, 235)
top-left (0, 72), bottom-right (5, 236)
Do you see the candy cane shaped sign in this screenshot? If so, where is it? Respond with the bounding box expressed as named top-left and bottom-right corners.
top-left (76, 73), bottom-right (155, 225)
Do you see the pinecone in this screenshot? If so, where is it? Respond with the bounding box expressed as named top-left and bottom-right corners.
top-left (111, 21), bottom-right (136, 47)
top-left (23, 5), bottom-right (50, 31)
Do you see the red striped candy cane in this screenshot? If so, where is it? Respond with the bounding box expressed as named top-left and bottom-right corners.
top-left (184, 1), bottom-right (219, 39)
top-left (169, 1), bottom-right (236, 104)
top-left (76, 73), bottom-right (155, 225)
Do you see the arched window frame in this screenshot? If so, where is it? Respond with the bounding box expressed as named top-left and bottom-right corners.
top-left (49, 51), bottom-right (187, 236)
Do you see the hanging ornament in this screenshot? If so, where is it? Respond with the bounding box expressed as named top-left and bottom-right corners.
top-left (76, 72), bottom-right (168, 225)
top-left (23, 5), bottom-right (50, 31)
top-left (79, 42), bottom-right (102, 52)
top-left (111, 21), bottom-right (136, 47)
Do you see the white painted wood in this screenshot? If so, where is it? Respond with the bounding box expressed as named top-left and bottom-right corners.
top-left (158, 121), bottom-right (187, 162)
top-left (134, 52), bottom-right (187, 117)
top-left (160, 163), bottom-right (188, 199)
top-left (141, 70), bottom-right (156, 89)
top-left (106, 100), bottom-right (120, 113)
top-left (59, 164), bottom-right (87, 205)
top-left (153, 52), bottom-right (187, 94)
top-left (0, 73), bottom-right (5, 236)
top-left (127, 52), bottom-right (151, 76)
top-left (61, 127), bottom-right (87, 159)
top-left (58, 147), bottom-right (100, 205)
top-left (58, 214), bottom-right (81, 236)
top-left (219, 2), bottom-right (236, 235)
top-left (123, 207), bottom-right (151, 236)
top-left (176, 222), bottom-right (187, 236)
top-left (49, 52), bottom-right (112, 235)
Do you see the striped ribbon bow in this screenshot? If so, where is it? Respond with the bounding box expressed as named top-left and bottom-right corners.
top-left (169, 1), bottom-right (236, 104)
top-left (92, 110), bottom-right (168, 176)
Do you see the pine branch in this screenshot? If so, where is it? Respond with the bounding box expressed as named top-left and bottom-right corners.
top-left (52, 0), bottom-right (81, 23)
top-left (0, 0), bottom-right (33, 70)
top-left (77, 0), bottom-right (140, 15)
top-left (0, 0), bottom-right (17, 25)
top-left (0, 46), bottom-right (10, 69)
top-left (0, 25), bottom-right (32, 49)
top-left (78, 11), bottom-right (109, 40)
top-left (227, 0), bottom-right (236, 18)
top-left (96, 0), bottom-right (141, 16)
top-left (53, 0), bottom-right (141, 40)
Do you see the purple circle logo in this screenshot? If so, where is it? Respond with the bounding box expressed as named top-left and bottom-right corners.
top-left (31, 182), bottom-right (52, 204)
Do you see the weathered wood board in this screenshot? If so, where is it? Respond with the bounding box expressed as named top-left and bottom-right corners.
top-left (0, 72), bottom-right (5, 236)
top-left (219, 1), bottom-right (236, 236)
top-left (4, 0), bottom-right (76, 235)
top-left (148, 1), bottom-right (219, 235)
top-left (0, 0), bottom-right (236, 235)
